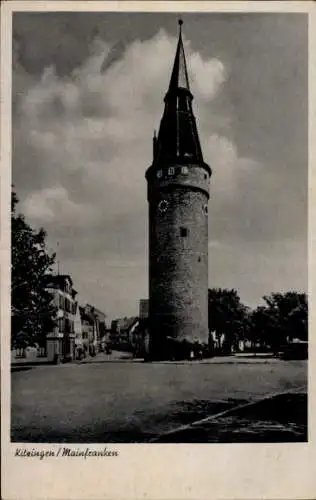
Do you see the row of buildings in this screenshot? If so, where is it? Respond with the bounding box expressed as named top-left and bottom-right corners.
top-left (12, 272), bottom-right (150, 363)
top-left (45, 274), bottom-right (107, 363)
top-left (12, 273), bottom-right (107, 363)
top-left (108, 300), bottom-right (149, 358)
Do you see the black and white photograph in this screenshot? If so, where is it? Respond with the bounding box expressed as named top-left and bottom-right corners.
top-left (8, 8), bottom-right (309, 448)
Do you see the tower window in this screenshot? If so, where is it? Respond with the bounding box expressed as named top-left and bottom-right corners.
top-left (180, 227), bottom-right (188, 237)
top-left (168, 167), bottom-right (175, 175)
top-left (203, 204), bottom-right (208, 215)
top-left (156, 170), bottom-right (163, 179)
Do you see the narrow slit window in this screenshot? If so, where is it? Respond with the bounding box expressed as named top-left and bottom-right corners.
top-left (181, 166), bottom-right (189, 175)
top-left (180, 227), bottom-right (188, 237)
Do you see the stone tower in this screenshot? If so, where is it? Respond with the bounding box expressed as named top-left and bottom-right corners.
top-left (145, 21), bottom-right (211, 360)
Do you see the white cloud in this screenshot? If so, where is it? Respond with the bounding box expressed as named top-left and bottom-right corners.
top-left (12, 16), bottom-right (307, 320)
top-left (16, 29), bottom-right (230, 232)
top-left (13, 28), bottom-right (282, 318)
top-left (203, 134), bottom-right (261, 200)
top-left (189, 53), bottom-right (226, 100)
top-left (22, 186), bottom-right (97, 227)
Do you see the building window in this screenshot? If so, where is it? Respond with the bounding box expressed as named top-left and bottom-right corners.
top-left (156, 170), bottom-right (162, 178)
top-left (180, 227), bottom-right (188, 237)
top-left (64, 298), bottom-right (72, 313)
top-left (181, 166), bottom-right (189, 175)
top-left (204, 173), bottom-right (207, 180)
top-left (168, 167), bottom-right (175, 175)
top-left (203, 204), bottom-right (208, 215)
top-left (58, 318), bottom-right (64, 333)
top-left (59, 295), bottom-right (64, 309)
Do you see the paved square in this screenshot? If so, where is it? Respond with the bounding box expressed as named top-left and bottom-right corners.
top-left (11, 358), bottom-right (307, 442)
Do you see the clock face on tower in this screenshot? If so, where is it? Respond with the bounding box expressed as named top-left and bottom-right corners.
top-left (158, 200), bottom-right (168, 213)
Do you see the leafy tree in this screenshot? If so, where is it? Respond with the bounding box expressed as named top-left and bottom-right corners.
top-left (262, 292), bottom-right (308, 349)
top-left (208, 288), bottom-right (248, 354)
top-left (248, 306), bottom-right (278, 353)
top-left (11, 190), bottom-right (56, 350)
top-left (247, 292), bottom-right (308, 355)
top-left (288, 300), bottom-right (308, 341)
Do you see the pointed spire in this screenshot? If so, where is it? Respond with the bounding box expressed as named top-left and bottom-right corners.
top-left (168, 19), bottom-right (190, 92)
top-left (150, 20), bottom-right (207, 167)
top-left (153, 129), bottom-right (158, 158)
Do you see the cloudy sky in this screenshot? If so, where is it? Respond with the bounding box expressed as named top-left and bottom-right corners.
top-left (12, 12), bottom-right (307, 321)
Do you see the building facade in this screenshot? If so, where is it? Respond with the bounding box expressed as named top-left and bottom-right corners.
top-left (93, 307), bottom-right (107, 346)
top-left (74, 295), bottom-right (83, 357)
top-left (139, 299), bottom-right (149, 319)
top-left (79, 304), bottom-right (107, 355)
top-left (145, 21), bottom-right (211, 360)
top-left (110, 317), bottom-right (139, 351)
top-left (45, 274), bottom-right (78, 362)
top-left (80, 304), bottom-right (97, 356)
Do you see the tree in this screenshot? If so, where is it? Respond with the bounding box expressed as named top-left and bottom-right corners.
top-left (208, 288), bottom-right (248, 355)
top-left (262, 292), bottom-right (308, 349)
top-left (249, 306), bottom-right (278, 353)
top-left (11, 190), bottom-right (56, 350)
top-left (288, 300), bottom-right (308, 341)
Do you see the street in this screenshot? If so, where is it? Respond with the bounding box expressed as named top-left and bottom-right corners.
top-left (11, 357), bottom-right (307, 443)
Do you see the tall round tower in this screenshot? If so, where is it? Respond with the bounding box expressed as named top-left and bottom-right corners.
top-left (145, 21), bottom-right (211, 360)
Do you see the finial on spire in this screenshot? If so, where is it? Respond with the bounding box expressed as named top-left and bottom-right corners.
top-left (149, 16), bottom-right (208, 167)
top-left (168, 17), bottom-right (189, 92)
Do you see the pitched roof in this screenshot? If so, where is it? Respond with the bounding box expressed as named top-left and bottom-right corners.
top-left (44, 274), bottom-right (73, 288)
top-left (112, 316), bottom-right (139, 332)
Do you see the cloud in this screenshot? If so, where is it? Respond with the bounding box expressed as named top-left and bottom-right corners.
top-left (14, 29), bottom-right (231, 236)
top-left (12, 24), bottom-right (306, 319)
top-left (205, 134), bottom-right (261, 198)
top-left (22, 186), bottom-right (97, 227)
top-left (189, 52), bottom-right (226, 100)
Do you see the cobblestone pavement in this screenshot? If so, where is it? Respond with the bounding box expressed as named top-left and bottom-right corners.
top-left (11, 359), bottom-right (307, 443)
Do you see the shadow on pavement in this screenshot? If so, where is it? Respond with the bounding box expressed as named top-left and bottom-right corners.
top-left (154, 393), bottom-right (307, 443)
top-left (11, 393), bottom-right (307, 444)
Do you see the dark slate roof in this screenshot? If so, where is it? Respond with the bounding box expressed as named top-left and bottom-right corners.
top-left (168, 20), bottom-right (190, 93)
top-left (150, 20), bottom-right (206, 168)
top-left (44, 274), bottom-right (73, 288)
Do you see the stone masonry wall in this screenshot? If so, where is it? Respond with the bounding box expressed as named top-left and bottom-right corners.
top-left (148, 164), bottom-right (209, 353)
